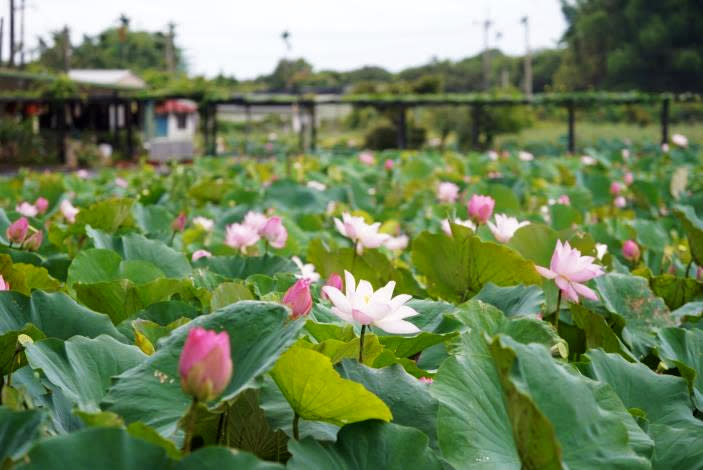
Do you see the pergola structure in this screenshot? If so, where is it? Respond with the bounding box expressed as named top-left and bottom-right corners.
top-left (1, 90), bottom-right (701, 162)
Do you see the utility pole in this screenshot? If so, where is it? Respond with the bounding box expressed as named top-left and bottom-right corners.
top-left (9, 0), bottom-right (15, 67)
top-left (62, 26), bottom-right (70, 72)
top-left (521, 16), bottom-right (533, 97)
top-left (165, 22), bottom-right (175, 73)
top-left (19, 0), bottom-right (25, 67)
top-left (482, 19), bottom-right (492, 91)
top-left (0, 17), bottom-right (4, 65)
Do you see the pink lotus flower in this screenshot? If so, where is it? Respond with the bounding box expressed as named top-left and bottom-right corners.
top-left (698, 266), bottom-right (703, 280)
top-left (282, 279), bottom-right (313, 319)
top-left (225, 223), bottom-right (260, 252)
top-left (261, 216), bottom-right (287, 249)
top-left (437, 182), bottom-right (459, 204)
top-left (622, 240), bottom-right (640, 262)
top-left (624, 172), bottom-right (634, 186)
top-left (580, 155), bottom-right (596, 166)
top-left (418, 377), bottom-right (433, 384)
top-left (384, 159), bottom-right (394, 171)
top-left (609, 182), bottom-right (622, 196)
top-left (359, 151), bottom-right (375, 166)
top-left (76, 169), bottom-right (90, 179)
top-left (334, 213), bottom-right (390, 254)
top-left (23, 230), bottom-right (42, 251)
top-left (672, 133), bottom-right (688, 148)
top-left (467, 195), bottom-right (495, 224)
top-left (115, 177), bottom-right (128, 188)
top-left (487, 214), bottom-right (530, 243)
top-left (35, 197), bottom-right (49, 214)
top-left (243, 211), bottom-right (269, 233)
top-left (518, 151), bottom-right (534, 162)
top-left (292, 256), bottom-right (320, 282)
top-left (191, 249), bottom-right (212, 262)
top-left (662, 143), bottom-right (670, 153)
top-left (16, 202), bottom-right (38, 218)
top-left (172, 212), bottom-right (187, 232)
top-left (179, 327), bottom-right (233, 402)
top-left (536, 240), bottom-right (604, 303)
top-left (6, 217), bottom-right (29, 244)
top-left (0, 274), bottom-right (9, 291)
top-left (614, 196), bottom-right (627, 208)
top-left (384, 234), bottom-right (409, 251)
top-left (441, 218), bottom-right (476, 236)
top-left (557, 195), bottom-right (571, 205)
top-left (60, 200), bottom-right (79, 223)
top-left (621, 149), bottom-right (630, 160)
top-left (322, 273), bottom-right (343, 300)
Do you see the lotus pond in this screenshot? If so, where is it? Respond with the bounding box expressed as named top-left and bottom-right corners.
top-left (0, 140), bottom-right (702, 469)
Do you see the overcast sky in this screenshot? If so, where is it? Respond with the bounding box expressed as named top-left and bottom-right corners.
top-left (4, 0), bottom-right (567, 79)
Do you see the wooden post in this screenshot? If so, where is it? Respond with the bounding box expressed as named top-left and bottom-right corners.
top-left (309, 103), bottom-right (317, 152)
top-left (567, 101), bottom-right (575, 154)
top-left (199, 104), bottom-right (209, 156)
top-left (57, 101), bottom-right (67, 164)
top-left (124, 100), bottom-right (133, 159)
top-left (396, 105), bottom-right (407, 150)
top-left (471, 105), bottom-right (481, 150)
top-left (210, 103), bottom-right (218, 156)
top-left (660, 98), bottom-right (670, 145)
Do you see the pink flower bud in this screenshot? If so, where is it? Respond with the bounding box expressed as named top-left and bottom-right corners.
top-left (35, 197), bottom-right (49, 214)
top-left (697, 266), bottom-right (703, 280)
top-left (322, 273), bottom-right (343, 300)
top-left (614, 196), bottom-right (627, 208)
top-left (609, 182), bottom-right (622, 196)
top-left (419, 377), bottom-right (434, 384)
top-left (261, 216), bottom-right (288, 249)
top-left (624, 172), bottom-right (634, 186)
top-left (558, 194), bottom-right (571, 205)
top-left (622, 240), bottom-right (640, 262)
top-left (172, 212), bottom-right (187, 232)
top-left (191, 249), bottom-right (212, 262)
top-left (6, 217), bottom-right (29, 244)
top-left (23, 230), bottom-right (43, 251)
top-left (282, 279), bottom-right (312, 319)
top-left (179, 327), bottom-right (233, 402)
top-left (359, 151), bottom-right (375, 166)
top-left (0, 274), bottom-right (9, 291)
top-left (384, 159), bottom-right (394, 171)
top-left (467, 194), bottom-right (495, 224)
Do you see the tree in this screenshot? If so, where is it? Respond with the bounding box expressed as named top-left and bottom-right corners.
top-left (555, 0), bottom-right (703, 91)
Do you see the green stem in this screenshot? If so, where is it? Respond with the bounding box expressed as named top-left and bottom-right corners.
top-left (351, 242), bottom-right (359, 273)
top-left (169, 230), bottom-right (177, 246)
top-left (216, 403), bottom-right (229, 445)
top-left (293, 412), bottom-right (300, 440)
top-left (182, 397), bottom-right (198, 453)
top-left (8, 242), bottom-right (12, 249)
top-left (686, 260), bottom-right (693, 278)
top-left (358, 325), bottom-right (367, 363)
top-left (553, 290), bottom-right (563, 335)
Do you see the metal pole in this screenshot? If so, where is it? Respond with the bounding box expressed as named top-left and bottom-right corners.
top-left (482, 19), bottom-right (492, 90)
top-left (9, 0), bottom-right (15, 67)
top-left (0, 17), bottom-right (4, 65)
top-left (660, 98), bottom-right (670, 145)
top-left (396, 106), bottom-right (407, 150)
top-left (211, 104), bottom-right (218, 156)
top-left (471, 105), bottom-right (481, 149)
top-left (521, 16), bottom-right (532, 97)
top-left (567, 101), bottom-right (575, 154)
top-left (19, 0), bottom-right (24, 67)
top-left (309, 103), bottom-right (317, 152)
top-left (125, 100), bottom-right (133, 159)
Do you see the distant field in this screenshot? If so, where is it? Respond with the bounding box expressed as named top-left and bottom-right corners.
top-left (496, 120), bottom-right (703, 150)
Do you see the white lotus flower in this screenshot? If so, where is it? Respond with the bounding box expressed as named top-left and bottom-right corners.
top-left (243, 211), bottom-right (269, 233)
top-left (580, 155), bottom-right (596, 166)
top-left (384, 234), bottom-right (409, 251)
top-left (518, 151), bottom-right (534, 161)
top-left (292, 256), bottom-right (320, 282)
top-left (322, 271), bottom-right (420, 334)
top-left (60, 200), bottom-right (79, 223)
top-left (441, 218), bottom-right (476, 236)
top-left (487, 214), bottom-right (530, 243)
top-left (334, 213), bottom-right (390, 254)
top-left (193, 216), bottom-right (214, 231)
top-left (16, 202), bottom-right (38, 218)
top-left (307, 180), bottom-right (327, 191)
top-left (672, 133), bottom-right (688, 148)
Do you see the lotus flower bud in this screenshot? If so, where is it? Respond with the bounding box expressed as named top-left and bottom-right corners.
top-left (624, 172), bottom-right (634, 186)
top-left (697, 266), bottom-right (703, 280)
top-left (191, 249), bottom-right (212, 262)
top-left (614, 196), bottom-right (627, 208)
top-left (322, 273), bottom-right (343, 300)
top-left (60, 200), bottom-right (79, 223)
top-left (261, 216), bottom-right (287, 249)
top-left (6, 217), bottom-right (29, 244)
top-left (609, 182), bottom-right (622, 196)
top-left (622, 240), bottom-right (640, 262)
top-left (359, 151), bottom-right (375, 165)
top-left (172, 212), bottom-right (187, 232)
top-left (23, 230), bottom-right (43, 251)
top-left (282, 279), bottom-right (312, 319)
top-left (384, 159), bottom-right (394, 171)
top-left (0, 274), bottom-right (9, 291)
top-left (437, 182), bottom-right (459, 204)
top-left (467, 194), bottom-right (495, 224)
top-left (35, 197), bottom-right (49, 214)
top-left (558, 194), bottom-right (571, 205)
top-left (179, 327), bottom-right (233, 402)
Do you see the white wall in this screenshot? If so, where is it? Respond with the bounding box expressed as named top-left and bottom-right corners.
top-left (167, 113), bottom-right (197, 140)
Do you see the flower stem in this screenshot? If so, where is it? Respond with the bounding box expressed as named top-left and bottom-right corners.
top-left (216, 402), bottom-right (229, 445)
top-left (293, 412), bottom-right (300, 440)
top-left (553, 290), bottom-right (563, 335)
top-left (8, 242), bottom-right (12, 249)
top-left (358, 325), bottom-right (366, 363)
top-left (686, 260), bottom-right (693, 278)
top-left (169, 230), bottom-right (177, 246)
top-left (351, 242), bottom-right (358, 272)
top-left (183, 397), bottom-right (198, 453)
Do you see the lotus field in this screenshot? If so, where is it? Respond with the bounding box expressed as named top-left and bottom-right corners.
top-left (1, 139), bottom-right (703, 469)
